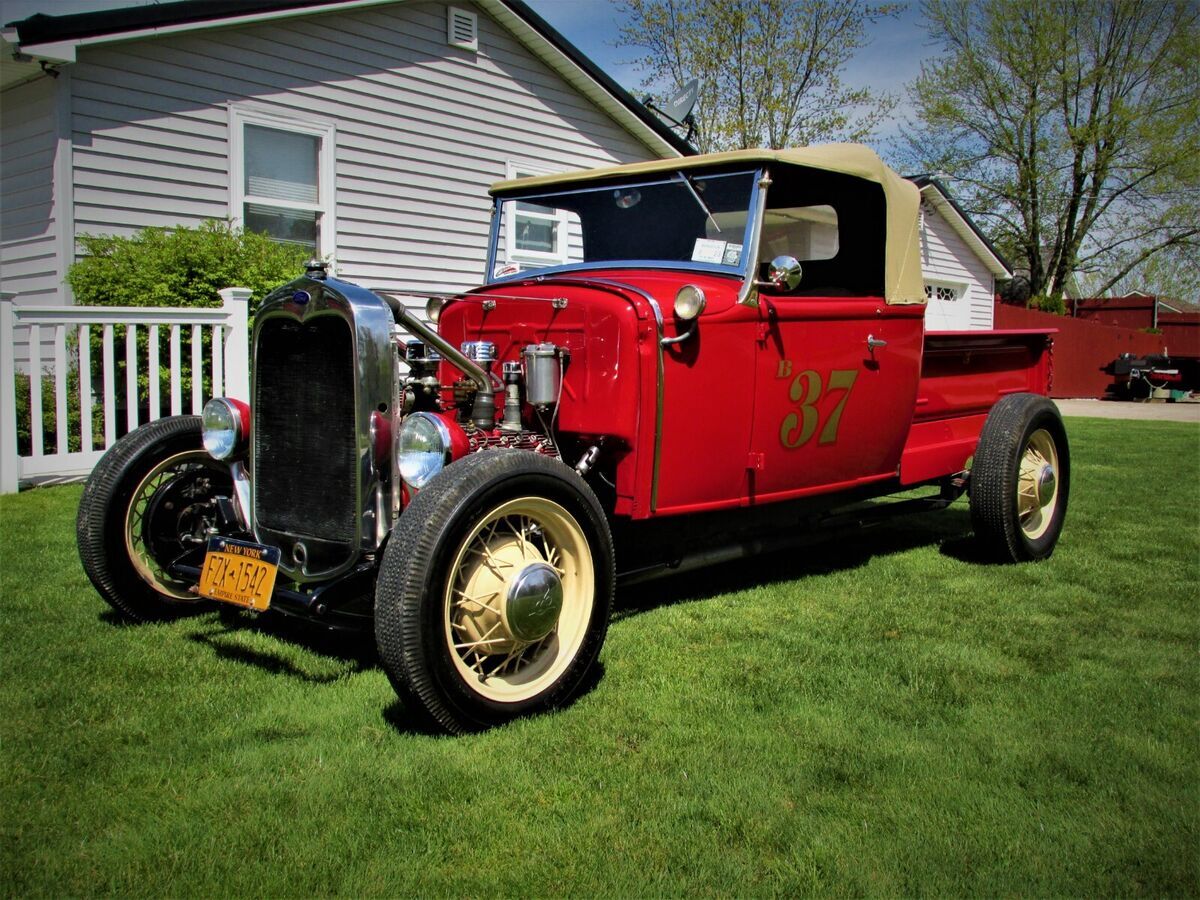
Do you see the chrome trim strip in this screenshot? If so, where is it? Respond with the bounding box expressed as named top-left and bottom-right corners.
top-left (484, 199), bottom-right (500, 282)
top-left (547, 276), bottom-right (664, 329)
top-left (737, 169), bottom-right (772, 308)
top-left (487, 259), bottom-right (743, 285)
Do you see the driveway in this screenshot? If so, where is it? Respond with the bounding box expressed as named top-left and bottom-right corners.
top-left (1055, 398), bottom-right (1200, 422)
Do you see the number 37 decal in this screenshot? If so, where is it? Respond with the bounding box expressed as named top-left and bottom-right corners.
top-left (776, 363), bottom-right (859, 448)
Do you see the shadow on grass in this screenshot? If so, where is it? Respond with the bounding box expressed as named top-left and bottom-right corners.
top-left (185, 608), bottom-right (377, 684)
top-left (96, 504), bottom-right (976, 733)
top-left (615, 505), bottom-right (975, 620)
top-left (379, 660), bottom-right (608, 737)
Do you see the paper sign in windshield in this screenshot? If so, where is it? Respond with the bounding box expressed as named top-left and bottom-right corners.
top-left (692, 239), bottom-right (743, 266)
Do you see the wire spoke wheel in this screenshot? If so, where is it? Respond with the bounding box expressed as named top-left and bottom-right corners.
top-left (1016, 429), bottom-right (1059, 540)
top-left (376, 450), bottom-right (614, 734)
top-left (970, 394), bottom-right (1070, 562)
top-left (78, 415), bottom-right (234, 622)
top-left (445, 497), bottom-right (594, 702)
top-left (123, 450), bottom-right (225, 600)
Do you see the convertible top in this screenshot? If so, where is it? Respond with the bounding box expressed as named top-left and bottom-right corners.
top-left (491, 144), bottom-right (925, 306)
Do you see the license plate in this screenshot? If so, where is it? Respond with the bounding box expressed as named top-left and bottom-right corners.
top-left (198, 537), bottom-right (280, 611)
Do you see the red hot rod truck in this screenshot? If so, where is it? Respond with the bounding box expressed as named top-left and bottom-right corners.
top-left (77, 145), bottom-right (1068, 734)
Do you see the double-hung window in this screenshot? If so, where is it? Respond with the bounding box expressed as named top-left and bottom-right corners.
top-left (503, 161), bottom-right (572, 268)
top-left (229, 106), bottom-right (336, 260)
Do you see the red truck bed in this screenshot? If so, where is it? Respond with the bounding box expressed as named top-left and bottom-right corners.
top-left (900, 329), bottom-right (1056, 484)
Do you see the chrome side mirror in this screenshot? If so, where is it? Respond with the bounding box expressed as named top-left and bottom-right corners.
top-left (763, 256), bottom-right (803, 291)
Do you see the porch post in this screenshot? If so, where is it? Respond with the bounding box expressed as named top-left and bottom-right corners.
top-left (218, 287), bottom-right (252, 403)
top-left (1, 293), bottom-right (19, 493)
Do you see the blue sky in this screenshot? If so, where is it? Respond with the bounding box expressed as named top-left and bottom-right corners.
top-left (2, 0), bottom-right (928, 138)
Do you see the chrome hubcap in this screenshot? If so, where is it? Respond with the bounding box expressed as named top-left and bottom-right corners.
top-left (504, 562), bottom-right (563, 642)
top-left (1036, 465), bottom-right (1057, 509)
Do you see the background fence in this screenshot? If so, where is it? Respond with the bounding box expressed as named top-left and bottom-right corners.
top-left (994, 302), bottom-right (1168, 399)
top-left (1, 288), bottom-right (250, 493)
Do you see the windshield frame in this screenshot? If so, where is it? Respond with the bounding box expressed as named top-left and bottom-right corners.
top-left (484, 167), bottom-right (767, 286)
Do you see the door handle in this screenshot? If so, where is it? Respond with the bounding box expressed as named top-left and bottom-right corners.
top-left (866, 334), bottom-right (888, 352)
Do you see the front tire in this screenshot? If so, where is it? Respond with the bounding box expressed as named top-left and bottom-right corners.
top-left (77, 416), bottom-right (232, 621)
top-left (969, 394), bottom-right (1070, 561)
top-left (376, 451), bottom-right (614, 734)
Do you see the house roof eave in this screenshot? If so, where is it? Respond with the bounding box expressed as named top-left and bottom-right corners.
top-left (911, 176), bottom-right (1012, 280)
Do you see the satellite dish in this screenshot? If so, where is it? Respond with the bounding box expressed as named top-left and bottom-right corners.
top-left (644, 78), bottom-right (699, 144)
top-left (661, 78), bottom-right (699, 127)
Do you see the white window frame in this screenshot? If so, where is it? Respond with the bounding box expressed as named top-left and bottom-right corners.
top-left (504, 160), bottom-right (570, 267)
top-left (229, 105), bottom-right (337, 268)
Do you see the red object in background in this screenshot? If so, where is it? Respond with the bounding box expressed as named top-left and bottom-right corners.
top-left (1070, 295), bottom-right (1200, 358)
top-left (1158, 313), bottom-right (1200, 357)
top-left (994, 303), bottom-right (1168, 398)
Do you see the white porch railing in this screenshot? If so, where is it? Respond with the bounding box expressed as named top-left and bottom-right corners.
top-left (1, 288), bottom-right (251, 494)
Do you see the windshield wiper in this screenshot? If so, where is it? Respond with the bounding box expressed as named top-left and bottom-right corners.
top-left (676, 172), bottom-right (720, 233)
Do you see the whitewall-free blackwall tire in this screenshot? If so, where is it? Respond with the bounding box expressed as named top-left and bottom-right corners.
top-left (375, 450), bottom-right (614, 734)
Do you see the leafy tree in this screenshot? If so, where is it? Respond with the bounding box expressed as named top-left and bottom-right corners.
top-left (901, 0), bottom-right (1199, 303)
top-left (618, 0), bottom-right (899, 152)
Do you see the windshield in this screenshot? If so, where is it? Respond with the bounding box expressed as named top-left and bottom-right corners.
top-left (487, 170), bottom-right (759, 281)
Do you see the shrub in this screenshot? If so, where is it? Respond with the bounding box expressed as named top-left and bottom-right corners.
top-left (67, 219), bottom-right (311, 316)
top-left (1028, 294), bottom-right (1067, 315)
top-left (54, 222), bottom-right (312, 446)
top-left (14, 368), bottom-right (105, 456)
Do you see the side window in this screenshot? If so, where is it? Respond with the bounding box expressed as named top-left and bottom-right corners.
top-left (229, 107), bottom-right (336, 260)
top-left (502, 162), bottom-right (580, 271)
top-left (760, 205), bottom-right (839, 263)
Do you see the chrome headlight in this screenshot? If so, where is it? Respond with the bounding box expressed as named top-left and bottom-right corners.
top-left (398, 412), bottom-right (451, 489)
top-left (202, 398), bottom-right (243, 460)
top-left (674, 284), bottom-right (707, 320)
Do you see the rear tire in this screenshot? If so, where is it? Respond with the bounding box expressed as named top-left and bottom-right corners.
top-left (77, 416), bottom-right (232, 621)
top-left (375, 450), bottom-right (614, 734)
top-left (969, 394), bottom-right (1070, 562)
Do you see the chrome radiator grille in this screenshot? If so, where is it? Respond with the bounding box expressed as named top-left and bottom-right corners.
top-left (253, 316), bottom-right (358, 544)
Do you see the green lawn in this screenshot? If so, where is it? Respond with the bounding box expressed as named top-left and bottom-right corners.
top-left (1, 417), bottom-right (1197, 897)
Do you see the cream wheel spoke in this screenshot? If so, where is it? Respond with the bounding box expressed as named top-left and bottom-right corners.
top-left (453, 588), bottom-right (501, 616)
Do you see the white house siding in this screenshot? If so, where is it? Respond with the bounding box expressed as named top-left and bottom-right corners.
top-left (919, 201), bottom-right (994, 331)
top-left (1, 76), bottom-right (62, 302)
top-left (66, 1), bottom-right (659, 305)
top-left (1, 74), bottom-right (70, 366)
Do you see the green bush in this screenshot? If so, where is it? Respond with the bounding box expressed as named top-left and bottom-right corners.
top-left (54, 221), bottom-right (311, 444)
top-left (1027, 294), bottom-right (1067, 315)
top-left (14, 368), bottom-right (105, 456)
top-left (67, 219), bottom-right (311, 316)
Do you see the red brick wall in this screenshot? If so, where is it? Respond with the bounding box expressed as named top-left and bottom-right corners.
top-left (994, 304), bottom-right (1167, 398)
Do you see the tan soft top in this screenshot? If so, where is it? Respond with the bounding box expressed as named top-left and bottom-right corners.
top-left (491, 144), bottom-right (925, 305)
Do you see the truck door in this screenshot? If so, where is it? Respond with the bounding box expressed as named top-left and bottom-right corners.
top-left (749, 294), bottom-right (924, 501)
